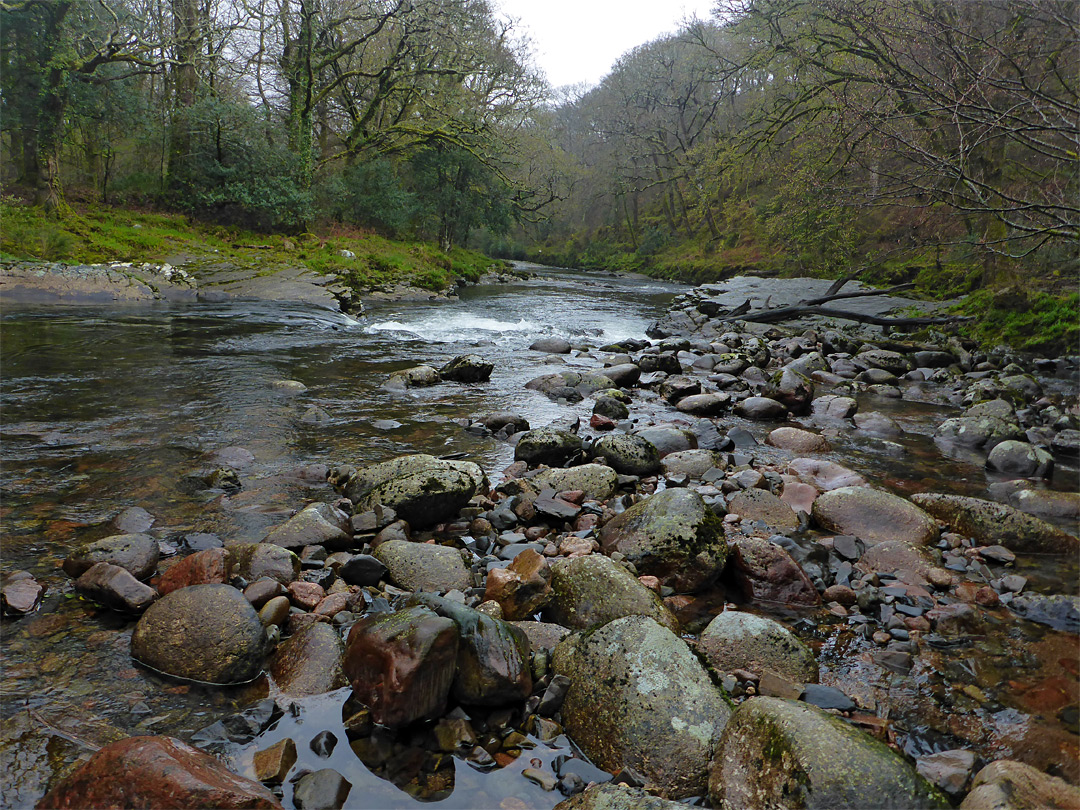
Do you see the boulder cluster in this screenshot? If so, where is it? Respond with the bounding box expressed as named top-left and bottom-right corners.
top-left (20, 289), bottom-right (1080, 810)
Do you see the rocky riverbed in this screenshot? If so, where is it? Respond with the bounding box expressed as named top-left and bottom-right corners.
top-left (2, 270), bottom-right (1079, 809)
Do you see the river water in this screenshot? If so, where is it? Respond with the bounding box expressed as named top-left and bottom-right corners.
top-left (1, 265), bottom-right (1076, 807)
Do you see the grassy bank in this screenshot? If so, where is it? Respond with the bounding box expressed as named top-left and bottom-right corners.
top-left (0, 197), bottom-right (502, 293)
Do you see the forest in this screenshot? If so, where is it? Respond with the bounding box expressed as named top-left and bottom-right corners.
top-left (1, 0), bottom-right (1077, 306)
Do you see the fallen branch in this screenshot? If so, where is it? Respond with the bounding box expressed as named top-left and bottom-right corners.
top-left (724, 304), bottom-right (970, 329)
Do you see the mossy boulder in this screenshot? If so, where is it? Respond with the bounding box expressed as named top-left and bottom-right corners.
top-left (530, 464), bottom-right (619, 501)
top-left (63, 533), bottom-right (159, 581)
top-left (553, 616), bottom-right (731, 799)
top-left (131, 584), bottom-right (269, 685)
top-left (599, 488), bottom-right (727, 592)
top-left (230, 543), bottom-right (300, 586)
top-left (709, 697), bottom-right (949, 809)
top-left (373, 540), bottom-right (471, 593)
top-left (593, 433), bottom-right (661, 476)
top-left (439, 354), bottom-right (493, 383)
top-left (514, 428), bottom-right (584, 468)
top-left (354, 466), bottom-right (476, 526)
top-left (699, 611), bottom-right (818, 684)
top-left (909, 493), bottom-right (1078, 554)
top-left (545, 554), bottom-right (677, 632)
top-left (553, 783), bottom-right (688, 809)
top-left (342, 454), bottom-right (487, 503)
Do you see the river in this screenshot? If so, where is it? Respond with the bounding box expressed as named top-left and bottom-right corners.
top-left (1, 265), bottom-right (1076, 807)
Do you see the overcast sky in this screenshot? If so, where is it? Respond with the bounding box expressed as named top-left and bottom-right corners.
top-left (494, 0), bottom-right (719, 89)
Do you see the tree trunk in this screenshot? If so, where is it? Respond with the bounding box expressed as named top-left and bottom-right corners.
top-left (167, 0), bottom-right (200, 191)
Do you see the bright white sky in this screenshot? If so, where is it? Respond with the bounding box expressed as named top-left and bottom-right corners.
top-left (495, 0), bottom-right (719, 89)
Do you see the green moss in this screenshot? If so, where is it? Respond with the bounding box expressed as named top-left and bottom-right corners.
top-left (0, 196), bottom-right (502, 294)
top-left (954, 289), bottom-right (1079, 355)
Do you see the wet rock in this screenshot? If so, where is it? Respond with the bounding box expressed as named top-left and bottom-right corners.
top-left (633, 426), bottom-right (697, 458)
top-left (385, 365), bottom-right (440, 389)
top-left (527, 370), bottom-right (616, 399)
top-left (699, 611), bottom-right (818, 684)
top-left (75, 563), bottom-right (157, 612)
top-left (258, 596), bottom-right (291, 627)
top-left (253, 738), bottom-right (297, 785)
top-left (709, 697), bottom-right (948, 810)
top-left (996, 485), bottom-right (1080, 520)
top-left (354, 467), bottom-right (476, 528)
top-left (1, 572), bottom-right (44, 615)
top-left (910, 493), bottom-right (1078, 554)
top-left (553, 616), bottom-right (731, 799)
top-left (658, 375), bottom-right (701, 404)
top-left (62, 533), bottom-right (159, 581)
top-left (763, 368), bottom-right (815, 415)
top-left (553, 783), bottom-right (687, 809)
top-left (593, 433), bottom-right (661, 476)
top-left (856, 349), bottom-right (915, 376)
top-left (338, 554), bottom-right (387, 587)
top-left (159, 547), bottom-right (235, 596)
top-left (293, 768), bottom-right (351, 810)
top-left (546, 554), bottom-right (678, 631)
top-left (811, 394), bottom-right (858, 420)
top-left (960, 759), bottom-right (1080, 810)
top-left (509, 621), bottom-right (570, 653)
top-left (638, 352), bottom-right (682, 375)
top-left (131, 584), bottom-right (269, 684)
top-left (344, 454), bottom-right (486, 502)
top-left (265, 503), bottom-right (352, 551)
top-left (780, 481), bottom-right (818, 515)
top-left (515, 428), bottom-right (584, 468)
top-left (935, 415), bottom-right (1023, 449)
top-left (857, 540), bottom-right (938, 580)
top-left (603, 363), bottom-right (642, 387)
top-left (787, 458), bottom-right (867, 490)
top-left (916, 749), bottom-right (977, 797)
top-left (269, 623), bottom-right (347, 696)
top-left (112, 506), bottom-right (155, 534)
top-left (801, 684), bottom-right (856, 711)
top-left (1051, 428), bottom-right (1080, 458)
top-left (531, 464), bottom-right (619, 501)
top-left (439, 354), bottom-right (493, 383)
top-left (1009, 593), bottom-right (1080, 633)
top-left (412, 593), bottom-right (533, 706)
top-left (727, 488), bottom-right (800, 531)
top-left (676, 392), bottom-right (731, 416)
top-left (735, 396), bottom-right (788, 420)
top-left (853, 411), bottom-right (904, 438)
top-left (232, 543), bottom-right (301, 585)
top-left (373, 539), bottom-right (471, 593)
top-left (483, 548), bottom-right (552, 620)
top-left (767, 427), bottom-right (830, 454)
top-left (661, 448), bottom-right (726, 480)
top-left (599, 488), bottom-right (727, 592)
top-left (479, 412), bottom-right (530, 434)
top-left (37, 736), bottom-right (282, 810)
top-left (343, 605), bottom-right (458, 727)
top-left (985, 440), bottom-right (1054, 478)
top-left (729, 537), bottom-right (821, 606)
top-left (531, 337), bottom-right (572, 354)
top-left (813, 486), bottom-right (939, 547)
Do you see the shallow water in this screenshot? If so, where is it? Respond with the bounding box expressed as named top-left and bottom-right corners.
top-left (1, 265), bottom-right (1076, 806)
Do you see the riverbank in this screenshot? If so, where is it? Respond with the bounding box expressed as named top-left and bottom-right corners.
top-left (2, 269), bottom-right (1077, 808)
top-left (0, 198), bottom-right (507, 307)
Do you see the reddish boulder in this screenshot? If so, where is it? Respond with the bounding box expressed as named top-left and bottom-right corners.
top-left (729, 537), bottom-right (821, 606)
top-left (158, 548), bottom-right (235, 596)
top-left (37, 735), bottom-right (282, 809)
top-left (344, 605), bottom-right (458, 728)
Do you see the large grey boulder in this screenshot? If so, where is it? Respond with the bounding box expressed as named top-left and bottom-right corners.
top-left (231, 543), bottom-right (301, 585)
top-left (856, 349), bottom-right (915, 376)
top-left (593, 433), bottom-right (661, 476)
top-left (530, 464), bottom-right (619, 501)
top-left (526, 370), bottom-right (615, 399)
top-left (514, 428), bottom-right (583, 468)
top-left (354, 466), bottom-right (476, 527)
top-left (546, 554), bottom-right (677, 632)
top-left (935, 401), bottom-right (1024, 449)
top-left (698, 611), bottom-right (818, 684)
top-left (343, 454), bottom-right (486, 504)
top-left (599, 488), bottom-right (727, 592)
top-left (385, 365), bottom-right (440, 389)
top-left (131, 584), bottom-right (269, 684)
top-left (960, 760), bottom-right (1080, 810)
top-left (264, 502), bottom-right (351, 551)
top-left (727, 488), bottom-right (800, 532)
top-left (909, 493), bottom-right (1078, 554)
top-left (373, 540), bottom-right (471, 593)
top-left (709, 697), bottom-right (949, 809)
top-left (553, 617), bottom-right (731, 799)
top-left (661, 449), bottom-right (727, 479)
top-left (439, 354), bottom-right (493, 383)
top-left (812, 487), bottom-right (939, 547)
top-left (633, 426), bottom-right (697, 458)
top-left (762, 368), bottom-right (814, 415)
top-left (63, 533), bottom-right (159, 581)
top-left (985, 440), bottom-right (1054, 478)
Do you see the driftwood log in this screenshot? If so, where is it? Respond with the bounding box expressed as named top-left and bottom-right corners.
top-left (720, 279), bottom-right (970, 330)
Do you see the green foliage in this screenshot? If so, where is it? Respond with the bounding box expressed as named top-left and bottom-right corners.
top-left (956, 289), bottom-right (1079, 355)
top-left (320, 159), bottom-right (417, 235)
